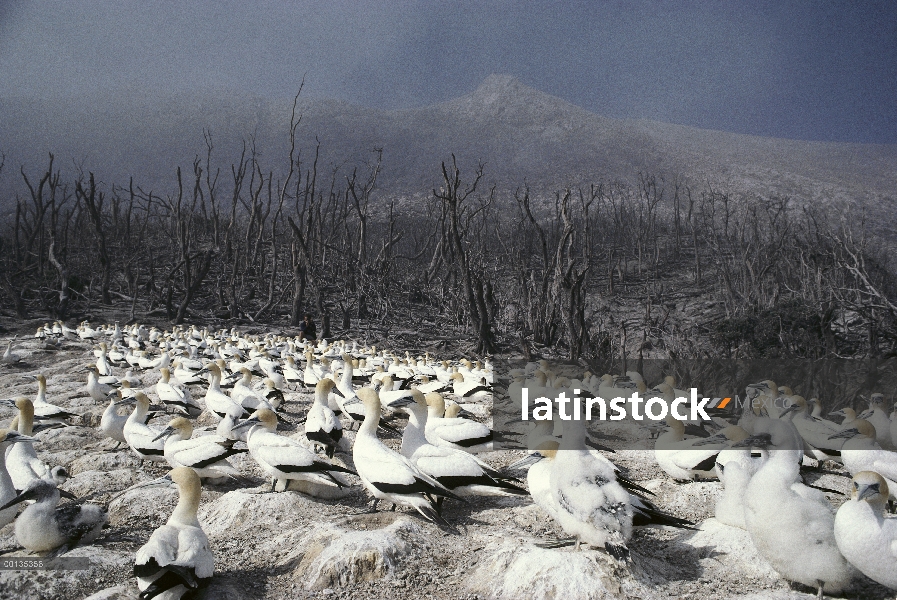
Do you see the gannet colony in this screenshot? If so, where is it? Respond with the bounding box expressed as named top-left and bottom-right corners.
top-left (1, 322), bottom-right (897, 600)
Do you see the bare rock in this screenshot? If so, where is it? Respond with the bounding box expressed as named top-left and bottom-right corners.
top-left (69, 449), bottom-right (139, 474)
top-left (108, 485), bottom-right (178, 525)
top-left (0, 546), bottom-right (132, 600)
top-left (63, 468), bottom-right (140, 499)
top-left (198, 489), bottom-right (312, 538)
top-left (288, 516), bottom-right (424, 590)
top-left (465, 542), bottom-right (655, 600)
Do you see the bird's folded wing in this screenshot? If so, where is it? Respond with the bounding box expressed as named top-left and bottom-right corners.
top-left (175, 527), bottom-right (215, 579)
top-left (429, 420), bottom-right (490, 444)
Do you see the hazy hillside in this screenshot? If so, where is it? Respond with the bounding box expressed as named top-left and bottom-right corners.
top-left (2, 74), bottom-right (896, 217)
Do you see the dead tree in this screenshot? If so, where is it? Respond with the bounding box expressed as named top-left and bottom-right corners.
top-left (433, 156), bottom-right (496, 355)
top-left (77, 172), bottom-right (112, 304)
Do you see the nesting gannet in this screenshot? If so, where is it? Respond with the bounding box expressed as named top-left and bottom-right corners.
top-left (779, 396), bottom-right (844, 462)
top-left (3, 397), bottom-right (50, 491)
top-left (834, 471), bottom-right (897, 591)
top-left (132, 468), bottom-right (214, 599)
top-left (154, 417), bottom-right (244, 482)
top-left (156, 368), bottom-right (202, 418)
top-left (234, 408), bottom-right (356, 492)
top-left (692, 426), bottom-right (766, 529)
top-left (259, 378), bottom-right (285, 410)
top-left (99, 392), bottom-right (130, 446)
top-left (861, 393), bottom-right (894, 451)
top-left (351, 388), bottom-right (460, 524)
top-left (653, 416), bottom-right (722, 481)
top-left (740, 418), bottom-right (856, 598)
top-left (388, 391), bottom-right (526, 505)
top-left (0, 429), bottom-right (37, 527)
top-left (0, 478), bottom-right (107, 554)
top-left (305, 379), bottom-right (343, 458)
top-left (95, 342), bottom-right (113, 376)
top-left (85, 366), bottom-right (115, 402)
top-left (549, 417), bottom-right (632, 558)
top-left (26, 374), bottom-right (78, 423)
top-left (424, 392), bottom-right (497, 454)
top-left (121, 392), bottom-right (167, 464)
top-left (829, 419), bottom-right (897, 498)
top-left (449, 373), bottom-right (491, 401)
top-left (1, 337), bottom-right (23, 364)
top-left (197, 363), bottom-right (246, 420)
top-left (229, 367), bottom-right (270, 412)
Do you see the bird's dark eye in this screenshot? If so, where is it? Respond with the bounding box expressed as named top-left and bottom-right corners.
top-left (854, 482), bottom-right (859, 489)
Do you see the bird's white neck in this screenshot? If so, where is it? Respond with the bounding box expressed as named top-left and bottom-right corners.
top-left (400, 408), bottom-right (428, 455)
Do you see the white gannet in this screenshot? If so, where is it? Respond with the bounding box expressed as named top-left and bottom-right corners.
top-left (85, 366), bottom-right (115, 402)
top-left (156, 368), bottom-right (202, 418)
top-left (388, 391), bottom-right (527, 507)
top-left (27, 374), bottom-right (78, 423)
top-left (424, 392), bottom-right (497, 454)
top-left (154, 417), bottom-right (245, 483)
top-left (549, 417), bottom-right (633, 558)
top-left (121, 392), bottom-right (167, 464)
top-left (829, 419), bottom-right (897, 498)
top-left (99, 392), bottom-right (130, 446)
top-left (740, 418), bottom-right (856, 598)
top-left (779, 396), bottom-right (844, 463)
top-left (305, 379), bottom-right (343, 458)
top-left (351, 388), bottom-right (460, 524)
top-left (233, 408), bottom-right (356, 493)
top-left (197, 363), bottom-right (246, 420)
top-left (1, 337), bottom-right (23, 364)
top-left (3, 397), bottom-right (50, 491)
top-left (95, 342), bottom-right (113, 376)
top-left (0, 478), bottom-right (107, 554)
top-left (229, 367), bottom-right (269, 412)
top-left (692, 425), bottom-right (766, 529)
top-left (0, 429), bottom-right (38, 527)
top-left (258, 378), bottom-right (285, 410)
top-left (834, 471), bottom-right (897, 591)
top-left (132, 468), bottom-right (215, 599)
top-left (449, 372), bottom-right (491, 401)
top-left (861, 393), bottom-right (895, 451)
top-left (653, 415), bottom-right (722, 481)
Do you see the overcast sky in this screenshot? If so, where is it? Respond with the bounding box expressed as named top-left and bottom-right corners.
top-left (1, 1), bottom-right (895, 143)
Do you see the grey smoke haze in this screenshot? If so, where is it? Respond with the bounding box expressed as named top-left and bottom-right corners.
top-left (1, 0), bottom-right (895, 144)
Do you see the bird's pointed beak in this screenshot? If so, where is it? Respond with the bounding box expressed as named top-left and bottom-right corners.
top-left (779, 404), bottom-right (799, 418)
top-left (113, 396), bottom-right (136, 407)
top-left (342, 397), bottom-right (362, 407)
top-left (829, 428), bottom-right (859, 440)
top-left (387, 397), bottom-right (415, 409)
top-left (508, 452), bottom-right (544, 470)
top-left (4, 432), bottom-right (37, 444)
top-left (0, 486), bottom-right (38, 512)
top-left (232, 416), bottom-right (260, 431)
top-left (857, 483), bottom-right (881, 502)
top-left (58, 489), bottom-right (78, 501)
top-left (152, 426), bottom-right (176, 442)
top-left (457, 408), bottom-right (477, 419)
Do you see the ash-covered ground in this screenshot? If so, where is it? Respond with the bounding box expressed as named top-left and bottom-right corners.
top-left (0, 322), bottom-right (891, 600)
